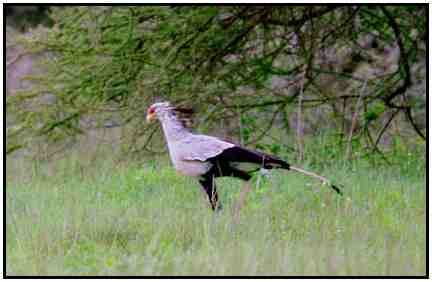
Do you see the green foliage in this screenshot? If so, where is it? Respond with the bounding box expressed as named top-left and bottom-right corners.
top-left (6, 5), bottom-right (426, 158)
top-left (364, 101), bottom-right (386, 124)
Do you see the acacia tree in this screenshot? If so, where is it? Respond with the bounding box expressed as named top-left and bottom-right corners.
top-left (6, 5), bottom-right (426, 159)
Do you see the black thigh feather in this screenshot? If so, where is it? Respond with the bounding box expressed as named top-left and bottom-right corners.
top-left (198, 145), bottom-right (291, 210)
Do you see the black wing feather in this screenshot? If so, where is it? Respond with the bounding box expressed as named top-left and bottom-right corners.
top-left (216, 146), bottom-right (290, 170)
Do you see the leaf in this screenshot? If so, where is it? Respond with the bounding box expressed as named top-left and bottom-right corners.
top-left (364, 101), bottom-right (385, 122)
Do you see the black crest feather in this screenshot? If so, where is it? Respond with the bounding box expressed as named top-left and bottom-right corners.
top-left (173, 107), bottom-right (195, 128)
top-left (173, 107), bottom-right (194, 115)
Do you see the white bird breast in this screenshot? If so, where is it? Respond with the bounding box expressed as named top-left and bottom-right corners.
top-left (174, 159), bottom-right (212, 177)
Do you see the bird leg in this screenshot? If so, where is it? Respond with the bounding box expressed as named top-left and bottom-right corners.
top-left (205, 185), bottom-right (220, 211)
top-left (233, 181), bottom-right (252, 224)
top-left (210, 187), bottom-right (222, 211)
top-left (199, 176), bottom-right (221, 211)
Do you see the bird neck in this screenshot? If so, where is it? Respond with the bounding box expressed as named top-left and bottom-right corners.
top-left (159, 111), bottom-right (191, 142)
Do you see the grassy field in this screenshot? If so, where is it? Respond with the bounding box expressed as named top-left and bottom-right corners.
top-left (5, 148), bottom-right (426, 276)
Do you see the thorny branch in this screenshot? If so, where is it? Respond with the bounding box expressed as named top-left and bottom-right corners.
top-left (380, 6), bottom-right (425, 141)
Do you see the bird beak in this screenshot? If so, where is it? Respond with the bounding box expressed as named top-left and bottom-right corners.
top-left (146, 112), bottom-right (156, 123)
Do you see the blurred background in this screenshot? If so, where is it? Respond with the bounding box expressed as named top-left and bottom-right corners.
top-left (6, 5), bottom-right (426, 165)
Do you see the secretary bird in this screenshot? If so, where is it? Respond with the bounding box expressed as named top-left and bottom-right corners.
top-left (146, 101), bottom-right (342, 214)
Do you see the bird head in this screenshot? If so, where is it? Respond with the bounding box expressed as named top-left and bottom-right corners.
top-left (146, 101), bottom-right (171, 123)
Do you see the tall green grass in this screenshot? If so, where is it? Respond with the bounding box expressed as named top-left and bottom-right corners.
top-left (6, 146), bottom-right (426, 276)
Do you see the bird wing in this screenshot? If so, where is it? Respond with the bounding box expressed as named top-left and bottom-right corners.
top-left (177, 134), bottom-right (235, 162)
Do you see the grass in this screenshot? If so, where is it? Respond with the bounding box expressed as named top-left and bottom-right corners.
top-left (5, 148), bottom-right (427, 276)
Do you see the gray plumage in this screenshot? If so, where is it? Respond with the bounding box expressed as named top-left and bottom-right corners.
top-left (148, 102), bottom-right (234, 176)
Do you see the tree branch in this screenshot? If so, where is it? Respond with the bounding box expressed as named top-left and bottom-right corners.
top-left (380, 7), bottom-right (425, 141)
top-left (266, 6), bottom-right (342, 27)
top-left (373, 109), bottom-right (401, 150)
top-left (380, 6), bottom-right (412, 106)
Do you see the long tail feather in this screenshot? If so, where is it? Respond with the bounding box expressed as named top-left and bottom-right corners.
top-left (218, 146), bottom-right (342, 195)
top-left (289, 165), bottom-right (343, 195)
